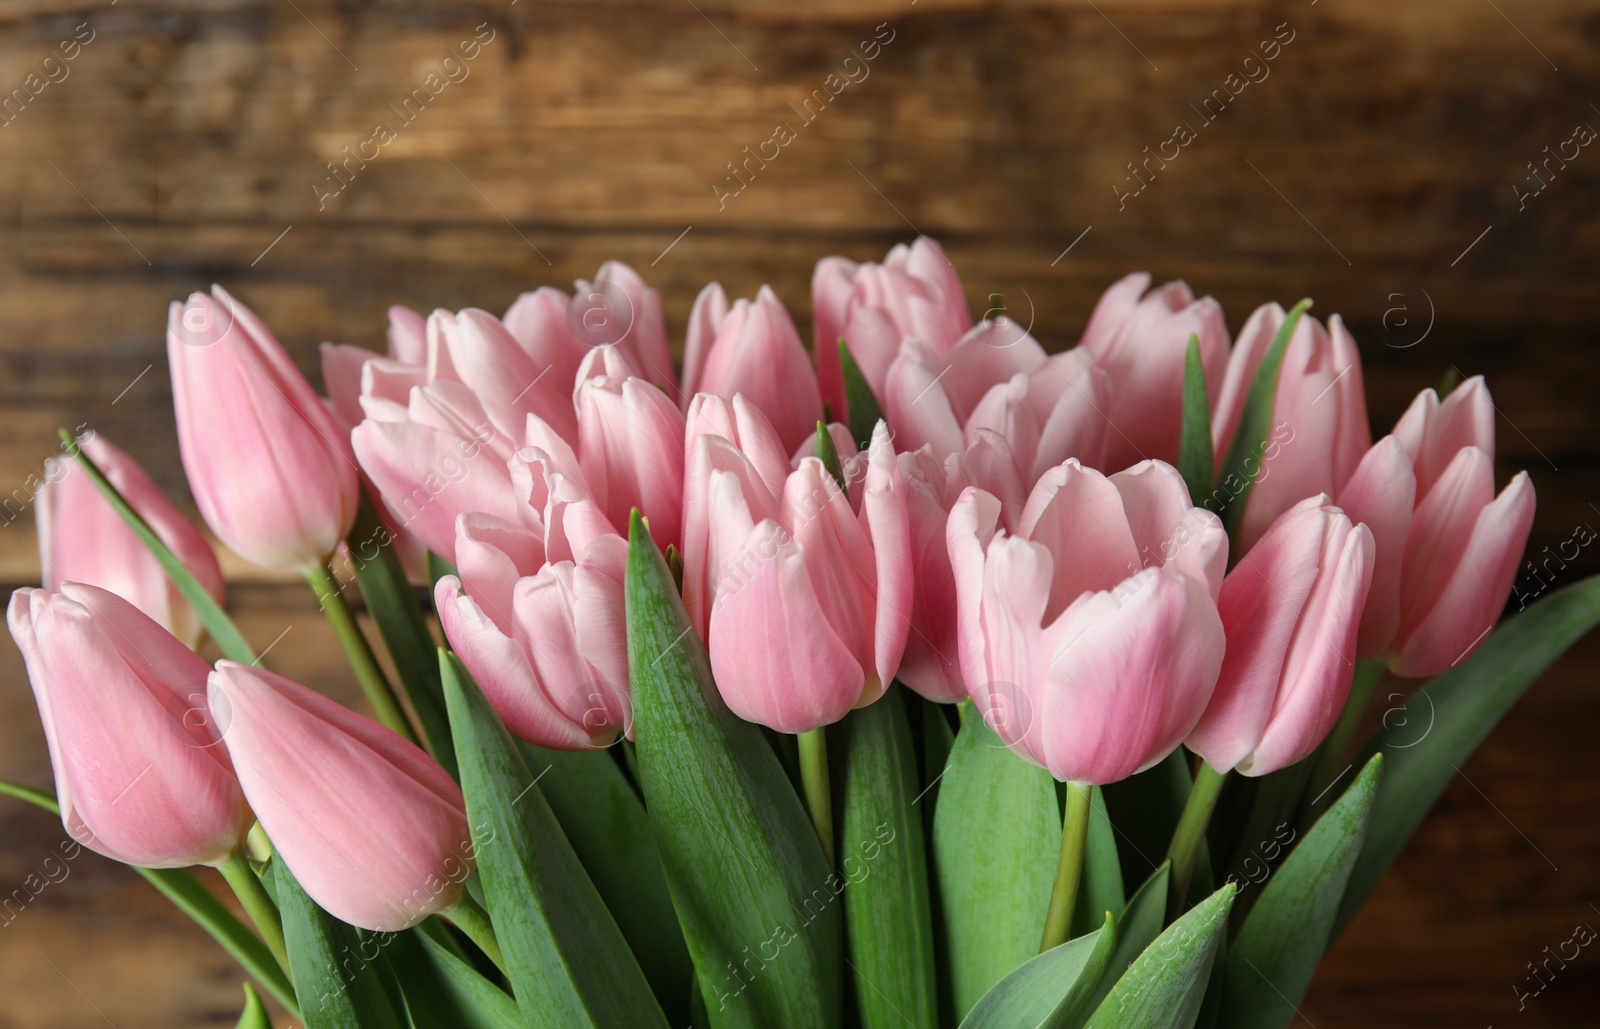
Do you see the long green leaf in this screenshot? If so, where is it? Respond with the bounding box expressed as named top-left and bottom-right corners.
top-left (0, 780), bottom-right (299, 1015)
top-left (440, 650), bottom-right (668, 1028)
top-left (1072, 786), bottom-right (1126, 938)
top-left (520, 741), bottom-right (692, 1021)
top-left (1211, 300), bottom-right (1310, 540)
top-left (234, 983), bottom-right (271, 1029)
top-left (960, 916), bottom-right (1117, 1029)
top-left (1224, 754), bottom-right (1382, 1029)
top-left (277, 861), bottom-right (404, 1029)
top-left (624, 510), bottom-right (842, 1029)
top-left (1177, 334), bottom-right (1213, 507)
top-left (58, 428), bottom-right (255, 662)
top-left (837, 685), bottom-right (938, 1029)
top-left (1077, 861), bottom-right (1168, 1021)
top-left (840, 337), bottom-right (886, 448)
top-left (933, 701), bottom-right (1061, 1019)
top-left (384, 924), bottom-right (522, 1029)
top-left (348, 493), bottom-right (455, 777)
top-left (1336, 575), bottom-right (1600, 935)
top-left (1083, 883), bottom-right (1235, 1029)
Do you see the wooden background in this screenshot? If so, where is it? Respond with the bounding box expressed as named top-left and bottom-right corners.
top-left (1, 0), bottom-right (1598, 1025)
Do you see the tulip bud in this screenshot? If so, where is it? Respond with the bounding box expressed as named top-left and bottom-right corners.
top-left (9, 584), bottom-right (248, 868)
top-left (503, 287), bottom-right (591, 396)
top-left (812, 238), bottom-right (972, 421)
top-left (207, 662), bottom-right (472, 932)
top-left (947, 459), bottom-right (1228, 784)
top-left (575, 352), bottom-right (686, 551)
top-left (573, 261), bottom-right (677, 395)
top-left (1187, 497), bottom-right (1375, 776)
top-left (688, 421), bottom-right (912, 732)
top-left (168, 287), bottom-right (359, 571)
top-left (681, 284), bottom-right (824, 453)
top-left (435, 462), bottom-right (632, 750)
top-left (1212, 305), bottom-right (1370, 552)
top-left (1079, 273), bottom-right (1230, 471)
top-left (38, 435), bottom-right (225, 648)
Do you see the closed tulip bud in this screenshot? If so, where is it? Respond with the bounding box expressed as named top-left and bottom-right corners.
top-left (575, 350), bottom-right (686, 551)
top-left (38, 435), bottom-right (225, 648)
top-left (1079, 273), bottom-right (1230, 471)
top-left (689, 421), bottom-right (912, 732)
top-left (207, 662), bottom-right (472, 932)
top-left (947, 459), bottom-right (1228, 784)
top-left (9, 584), bottom-right (248, 868)
top-left (1338, 377), bottom-right (1535, 675)
top-left (1188, 497), bottom-right (1375, 776)
top-left (435, 462), bottom-right (631, 749)
top-left (446, 308), bottom-right (579, 444)
top-left (573, 261), bottom-right (677, 394)
top-left (503, 287), bottom-right (592, 396)
top-left (964, 348), bottom-right (1112, 486)
top-left (681, 284), bottom-right (824, 453)
top-left (168, 287), bottom-right (359, 571)
top-left (1212, 305), bottom-right (1371, 552)
top-left (812, 237), bottom-right (972, 420)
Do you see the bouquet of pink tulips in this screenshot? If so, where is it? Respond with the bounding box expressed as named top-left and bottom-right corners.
top-left (7, 238), bottom-right (1594, 1029)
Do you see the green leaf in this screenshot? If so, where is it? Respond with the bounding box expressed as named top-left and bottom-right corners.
top-left (277, 860), bottom-right (405, 1029)
top-left (519, 741), bottom-right (692, 1021)
top-left (1210, 300), bottom-right (1310, 540)
top-left (3, 780), bottom-right (302, 1016)
top-left (815, 421), bottom-right (847, 488)
top-left (624, 511), bottom-right (842, 1029)
top-left (837, 685), bottom-right (938, 1029)
top-left (933, 701), bottom-right (1061, 1019)
top-left (440, 650), bottom-right (668, 1029)
top-left (959, 916), bottom-right (1117, 1029)
top-left (1072, 786), bottom-right (1126, 938)
top-left (1076, 861), bottom-right (1169, 1020)
top-left (1223, 754), bottom-right (1382, 1028)
top-left (384, 924), bottom-right (522, 1029)
top-left (840, 337), bottom-right (886, 448)
top-left (1083, 883), bottom-right (1236, 1029)
top-left (1336, 575), bottom-right (1600, 935)
top-left (58, 428), bottom-right (256, 662)
top-left (348, 493), bottom-right (455, 777)
top-left (234, 983), bottom-right (271, 1029)
top-left (1177, 334), bottom-right (1213, 507)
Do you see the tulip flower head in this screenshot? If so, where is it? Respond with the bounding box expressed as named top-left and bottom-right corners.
top-left (38, 434), bottom-right (225, 648)
top-left (947, 459), bottom-right (1228, 784)
top-left (1188, 496), bottom-right (1375, 776)
top-left (9, 584), bottom-right (248, 868)
top-left (168, 287), bottom-right (359, 572)
top-left (208, 662), bottom-right (473, 932)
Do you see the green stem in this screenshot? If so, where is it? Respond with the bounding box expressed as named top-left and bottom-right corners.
top-left (798, 727), bottom-right (835, 865)
top-left (1302, 659), bottom-right (1386, 816)
top-left (1040, 781), bottom-right (1093, 952)
top-left (441, 895), bottom-right (505, 973)
top-left (1166, 761), bottom-right (1228, 919)
top-left (305, 564), bottom-right (416, 743)
top-left (216, 851), bottom-right (290, 976)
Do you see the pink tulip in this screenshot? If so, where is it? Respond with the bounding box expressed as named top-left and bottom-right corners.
top-left (9, 584), bottom-right (248, 868)
top-left (574, 349), bottom-right (686, 551)
top-left (1211, 305), bottom-right (1370, 552)
top-left (947, 459), bottom-right (1228, 784)
top-left (208, 662), bottom-right (472, 932)
top-left (320, 305), bottom-right (430, 430)
top-left (1338, 378), bottom-right (1535, 676)
top-left (964, 348), bottom-right (1113, 485)
top-left (38, 434), bottom-right (225, 648)
top-left (682, 284), bottom-right (825, 453)
top-left (169, 287), bottom-right (360, 571)
top-left (1187, 497), bottom-right (1375, 776)
top-left (435, 457), bottom-right (631, 750)
top-left (687, 419), bottom-right (912, 732)
top-left (503, 287), bottom-right (592, 396)
top-left (573, 262), bottom-right (677, 396)
top-left (812, 238), bottom-right (972, 421)
top-left (1079, 273), bottom-right (1230, 471)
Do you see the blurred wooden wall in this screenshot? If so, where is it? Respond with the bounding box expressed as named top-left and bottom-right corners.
top-left (0, 1), bottom-right (1597, 1025)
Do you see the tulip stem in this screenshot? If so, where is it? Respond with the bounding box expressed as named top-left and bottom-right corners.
top-left (1040, 781), bottom-right (1093, 952)
top-left (442, 895), bottom-right (505, 972)
top-left (797, 727), bottom-right (835, 865)
top-left (218, 851), bottom-right (289, 975)
top-left (306, 564), bottom-right (418, 744)
top-left (1166, 760), bottom-right (1228, 920)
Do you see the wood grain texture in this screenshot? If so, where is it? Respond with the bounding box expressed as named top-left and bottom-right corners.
top-left (0, 0), bottom-right (1596, 1025)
